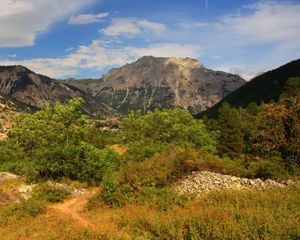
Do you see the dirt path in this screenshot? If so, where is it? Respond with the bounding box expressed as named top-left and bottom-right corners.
top-left (49, 190), bottom-right (96, 229)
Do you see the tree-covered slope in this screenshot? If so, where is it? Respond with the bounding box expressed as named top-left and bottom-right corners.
top-left (197, 59), bottom-right (300, 118)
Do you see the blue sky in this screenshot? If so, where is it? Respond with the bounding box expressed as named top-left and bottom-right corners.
top-left (0, 0), bottom-right (300, 80)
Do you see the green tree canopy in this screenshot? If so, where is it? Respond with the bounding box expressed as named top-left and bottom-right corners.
top-left (122, 109), bottom-right (217, 153)
top-left (7, 98), bottom-right (119, 183)
top-left (217, 102), bottom-right (244, 158)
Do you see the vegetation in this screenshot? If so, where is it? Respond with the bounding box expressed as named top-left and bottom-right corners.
top-left (0, 77), bottom-right (299, 239)
top-left (216, 103), bottom-right (244, 158)
top-left (1, 98), bottom-right (120, 184)
top-left (198, 60), bottom-right (300, 118)
top-left (1, 184), bottom-right (299, 239)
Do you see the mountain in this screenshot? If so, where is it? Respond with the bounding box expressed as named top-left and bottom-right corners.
top-left (0, 65), bottom-right (116, 117)
top-left (66, 56), bottom-right (245, 114)
top-left (0, 92), bottom-right (27, 132)
top-left (197, 59), bottom-right (300, 118)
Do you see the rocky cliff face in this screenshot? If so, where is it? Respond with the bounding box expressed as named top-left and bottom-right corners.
top-left (66, 56), bottom-right (246, 114)
top-left (0, 65), bottom-right (116, 117)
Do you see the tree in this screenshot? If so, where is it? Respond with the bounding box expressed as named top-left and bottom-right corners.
top-left (252, 96), bottom-right (300, 168)
top-left (122, 108), bottom-right (217, 153)
top-left (8, 98), bottom-right (119, 183)
top-left (216, 102), bottom-right (244, 158)
top-left (281, 77), bottom-right (300, 98)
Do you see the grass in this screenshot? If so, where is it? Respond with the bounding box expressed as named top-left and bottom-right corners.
top-left (86, 186), bottom-right (300, 239)
top-left (0, 183), bottom-right (299, 240)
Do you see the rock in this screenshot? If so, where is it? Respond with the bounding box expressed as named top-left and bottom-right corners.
top-left (0, 172), bottom-right (19, 183)
top-left (174, 171), bottom-right (297, 195)
top-left (18, 184), bottom-right (37, 200)
top-left (285, 179), bottom-right (295, 186)
top-left (66, 56), bottom-right (245, 115)
top-left (0, 66), bottom-right (116, 117)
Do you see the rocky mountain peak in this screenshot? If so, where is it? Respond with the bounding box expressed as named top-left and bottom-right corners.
top-left (0, 66), bottom-right (116, 117)
top-left (67, 56), bottom-right (246, 114)
top-left (0, 65), bottom-right (32, 73)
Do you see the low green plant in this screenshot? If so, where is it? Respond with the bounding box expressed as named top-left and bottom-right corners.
top-left (124, 140), bottom-right (165, 162)
top-left (31, 183), bottom-right (70, 203)
top-left (89, 144), bottom-right (203, 208)
top-left (244, 156), bottom-right (293, 179)
top-left (6, 198), bottom-right (46, 219)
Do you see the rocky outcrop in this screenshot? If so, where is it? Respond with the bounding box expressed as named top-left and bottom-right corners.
top-left (175, 171), bottom-right (298, 195)
top-left (67, 56), bottom-right (246, 114)
top-left (0, 66), bottom-right (116, 117)
top-left (0, 172), bottom-right (18, 183)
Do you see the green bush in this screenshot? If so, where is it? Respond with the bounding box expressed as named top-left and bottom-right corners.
top-left (6, 198), bottom-right (46, 219)
top-left (3, 98), bottom-right (121, 184)
top-left (122, 109), bottom-right (217, 153)
top-left (124, 140), bottom-right (165, 162)
top-left (31, 183), bottom-right (70, 203)
top-left (120, 143), bottom-right (202, 188)
top-left (91, 144), bottom-right (204, 208)
top-left (244, 156), bottom-right (293, 179)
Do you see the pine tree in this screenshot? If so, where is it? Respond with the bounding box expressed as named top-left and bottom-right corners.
top-left (217, 102), bottom-right (244, 158)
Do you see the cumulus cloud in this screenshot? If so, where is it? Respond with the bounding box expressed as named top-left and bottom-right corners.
top-left (220, 1), bottom-right (300, 47)
top-left (68, 12), bottom-right (109, 25)
top-left (102, 18), bottom-right (166, 37)
top-left (196, 1), bottom-right (300, 79)
top-left (0, 0), bottom-right (94, 47)
top-left (2, 0), bottom-right (299, 80)
top-left (0, 41), bottom-right (202, 78)
top-left (131, 43), bottom-right (202, 58)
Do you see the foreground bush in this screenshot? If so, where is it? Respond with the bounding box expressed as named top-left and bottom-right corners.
top-left (31, 183), bottom-right (70, 203)
top-left (3, 98), bottom-right (120, 184)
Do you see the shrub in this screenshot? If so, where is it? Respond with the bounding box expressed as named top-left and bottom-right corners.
top-left (31, 183), bottom-right (70, 203)
top-left (92, 144), bottom-right (205, 208)
top-left (244, 156), bottom-right (293, 179)
top-left (4, 98), bottom-right (121, 184)
top-left (6, 198), bottom-right (46, 219)
top-left (124, 140), bottom-right (165, 162)
top-left (122, 109), bottom-right (217, 153)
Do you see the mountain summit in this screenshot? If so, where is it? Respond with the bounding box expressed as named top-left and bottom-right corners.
top-left (67, 56), bottom-right (245, 114)
top-left (0, 65), bottom-right (115, 116)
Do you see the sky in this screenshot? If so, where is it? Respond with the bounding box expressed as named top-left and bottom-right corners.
top-left (0, 0), bottom-right (300, 80)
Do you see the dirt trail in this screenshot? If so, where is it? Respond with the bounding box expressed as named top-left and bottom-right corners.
top-left (49, 190), bottom-right (96, 229)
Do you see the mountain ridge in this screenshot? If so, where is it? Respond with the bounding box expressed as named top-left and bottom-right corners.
top-left (66, 56), bottom-right (246, 114)
top-left (0, 65), bottom-right (116, 117)
top-left (197, 58), bottom-right (300, 118)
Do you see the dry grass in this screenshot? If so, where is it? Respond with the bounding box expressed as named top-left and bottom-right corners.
top-left (85, 186), bottom-right (300, 239)
top-left (109, 144), bottom-right (127, 155)
top-left (0, 178), bottom-right (299, 240)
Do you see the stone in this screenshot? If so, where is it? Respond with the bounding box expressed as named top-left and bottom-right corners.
top-left (18, 184), bottom-right (37, 200)
top-left (0, 172), bottom-right (18, 183)
top-left (174, 170), bottom-right (297, 196)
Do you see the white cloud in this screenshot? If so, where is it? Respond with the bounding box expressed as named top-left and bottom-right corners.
top-left (2, 0), bottom-right (299, 80)
top-left (68, 12), bottom-right (108, 25)
top-left (220, 1), bottom-right (300, 47)
top-left (66, 47), bottom-right (75, 52)
top-left (0, 0), bottom-right (94, 47)
top-left (131, 43), bottom-right (202, 59)
top-left (0, 41), bottom-right (202, 78)
top-left (215, 64), bottom-right (271, 81)
top-left (8, 54), bottom-right (17, 58)
top-left (102, 18), bottom-right (166, 37)
top-left (193, 1), bottom-right (300, 79)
